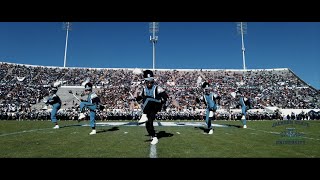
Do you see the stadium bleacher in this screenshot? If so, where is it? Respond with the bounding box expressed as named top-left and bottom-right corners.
top-left (0, 61), bottom-right (319, 121)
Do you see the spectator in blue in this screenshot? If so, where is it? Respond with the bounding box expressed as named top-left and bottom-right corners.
top-left (78, 82), bottom-right (101, 135)
top-left (44, 86), bottom-right (61, 129)
top-left (196, 82), bottom-right (221, 134)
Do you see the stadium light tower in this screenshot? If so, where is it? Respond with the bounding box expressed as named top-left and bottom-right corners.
top-left (149, 22), bottom-right (159, 70)
top-left (236, 22), bottom-right (247, 70)
top-left (63, 22), bottom-right (72, 67)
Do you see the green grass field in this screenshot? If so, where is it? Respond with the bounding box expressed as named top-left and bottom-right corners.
top-left (1, 120), bottom-right (319, 158)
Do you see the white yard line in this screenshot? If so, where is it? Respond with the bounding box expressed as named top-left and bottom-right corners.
top-left (0, 128), bottom-right (51, 137)
top-left (149, 144), bottom-right (157, 158)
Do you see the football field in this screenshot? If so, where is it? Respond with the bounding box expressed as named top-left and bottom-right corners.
top-left (0, 120), bottom-right (319, 158)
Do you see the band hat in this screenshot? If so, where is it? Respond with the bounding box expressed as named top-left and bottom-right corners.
top-left (143, 70), bottom-right (155, 81)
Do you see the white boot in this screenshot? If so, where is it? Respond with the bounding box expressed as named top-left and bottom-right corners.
top-left (79, 113), bottom-right (86, 120)
top-left (89, 130), bottom-right (96, 135)
top-left (151, 137), bottom-right (158, 145)
top-left (53, 125), bottom-right (59, 129)
top-left (138, 114), bottom-right (148, 123)
top-left (209, 111), bottom-right (214, 117)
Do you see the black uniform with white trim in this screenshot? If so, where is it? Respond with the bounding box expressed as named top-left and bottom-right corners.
top-left (136, 70), bottom-right (169, 144)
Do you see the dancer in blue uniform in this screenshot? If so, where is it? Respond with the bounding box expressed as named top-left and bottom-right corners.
top-left (135, 70), bottom-right (169, 145)
top-left (235, 89), bottom-right (253, 128)
top-left (196, 82), bottom-right (221, 134)
top-left (78, 82), bottom-right (101, 135)
top-left (44, 86), bottom-right (61, 129)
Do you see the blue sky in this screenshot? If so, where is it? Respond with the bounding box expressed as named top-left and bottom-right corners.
top-left (0, 22), bottom-right (319, 89)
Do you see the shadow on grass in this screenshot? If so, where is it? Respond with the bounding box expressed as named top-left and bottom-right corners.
top-left (157, 131), bottom-right (174, 139)
top-left (194, 126), bottom-right (214, 133)
top-left (144, 130), bottom-right (174, 142)
top-left (61, 124), bottom-right (82, 128)
top-left (97, 127), bottom-right (120, 134)
top-left (221, 124), bottom-right (242, 128)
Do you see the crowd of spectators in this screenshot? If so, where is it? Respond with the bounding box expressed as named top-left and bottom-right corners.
top-left (1, 62), bottom-right (319, 120)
